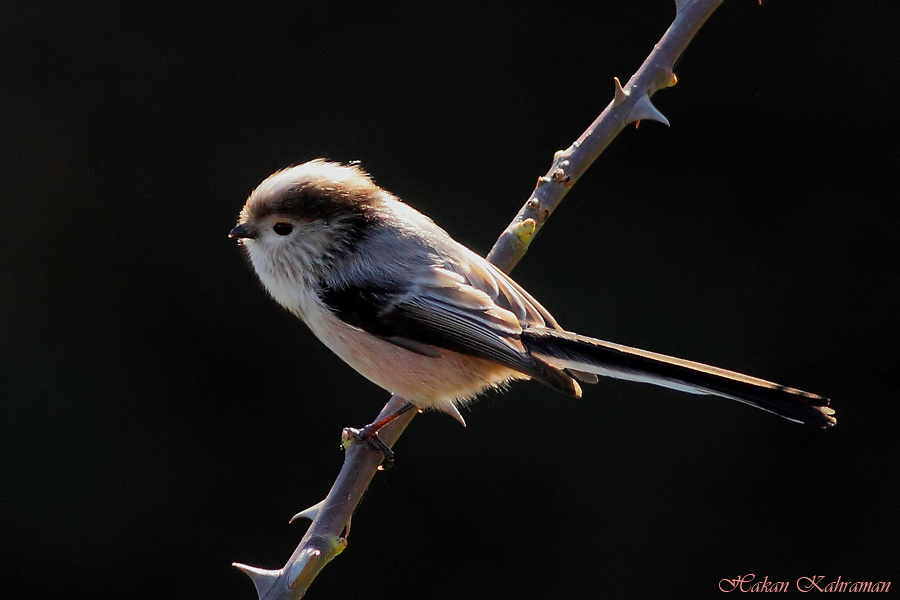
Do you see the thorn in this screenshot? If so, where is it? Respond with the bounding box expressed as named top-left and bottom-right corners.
top-left (290, 499), bottom-right (326, 524)
top-left (635, 120), bottom-right (641, 129)
top-left (613, 77), bottom-right (629, 107)
top-left (233, 563), bottom-right (281, 599)
top-left (626, 94), bottom-right (670, 127)
top-left (442, 404), bottom-right (467, 427)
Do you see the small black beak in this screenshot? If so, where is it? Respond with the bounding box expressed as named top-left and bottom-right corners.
top-left (229, 223), bottom-right (258, 240)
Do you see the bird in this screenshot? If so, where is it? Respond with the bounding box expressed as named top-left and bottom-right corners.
top-left (229, 159), bottom-right (835, 458)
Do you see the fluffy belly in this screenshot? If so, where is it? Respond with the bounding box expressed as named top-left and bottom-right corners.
top-left (306, 310), bottom-right (523, 412)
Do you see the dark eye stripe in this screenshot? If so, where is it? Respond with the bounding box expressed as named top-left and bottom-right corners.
top-left (273, 221), bottom-right (293, 236)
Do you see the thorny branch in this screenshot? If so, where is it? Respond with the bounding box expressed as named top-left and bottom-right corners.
top-left (234, 1), bottom-right (726, 597)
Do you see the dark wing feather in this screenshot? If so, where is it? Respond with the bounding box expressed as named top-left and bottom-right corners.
top-left (320, 278), bottom-right (526, 368)
top-left (319, 265), bottom-right (580, 395)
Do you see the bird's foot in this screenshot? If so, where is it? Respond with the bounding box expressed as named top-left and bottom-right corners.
top-left (342, 425), bottom-right (395, 470)
top-left (341, 400), bottom-right (416, 469)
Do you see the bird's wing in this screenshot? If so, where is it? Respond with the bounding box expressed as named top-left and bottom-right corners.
top-left (445, 247), bottom-right (561, 329)
top-left (321, 266), bottom-right (525, 362)
top-left (319, 261), bottom-right (579, 395)
top-left (445, 248), bottom-right (600, 384)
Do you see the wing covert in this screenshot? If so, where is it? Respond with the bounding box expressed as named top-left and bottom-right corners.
top-left (319, 269), bottom-right (530, 371)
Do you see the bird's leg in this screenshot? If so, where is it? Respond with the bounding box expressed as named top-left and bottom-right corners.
top-left (343, 400), bottom-right (416, 469)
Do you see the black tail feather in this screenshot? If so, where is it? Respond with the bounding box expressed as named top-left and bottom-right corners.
top-left (523, 327), bottom-right (835, 429)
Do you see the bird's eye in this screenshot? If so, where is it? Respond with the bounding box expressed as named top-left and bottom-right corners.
top-left (273, 221), bottom-right (293, 236)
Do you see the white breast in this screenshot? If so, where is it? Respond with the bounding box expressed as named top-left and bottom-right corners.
top-left (301, 294), bottom-right (524, 412)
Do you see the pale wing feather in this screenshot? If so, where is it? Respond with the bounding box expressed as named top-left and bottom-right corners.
top-left (397, 266), bottom-right (581, 394)
top-left (440, 250), bottom-right (599, 384)
top-left (408, 266), bottom-right (524, 346)
top-left (444, 248), bottom-right (561, 329)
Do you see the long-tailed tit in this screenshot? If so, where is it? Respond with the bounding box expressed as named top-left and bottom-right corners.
top-left (230, 160), bottom-right (835, 454)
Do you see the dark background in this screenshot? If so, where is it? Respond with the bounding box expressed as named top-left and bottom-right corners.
top-left (2, 1), bottom-right (897, 598)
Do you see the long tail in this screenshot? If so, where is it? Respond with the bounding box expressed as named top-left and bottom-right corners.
top-left (523, 328), bottom-right (836, 429)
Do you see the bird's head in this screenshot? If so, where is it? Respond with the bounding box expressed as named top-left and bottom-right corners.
top-left (230, 159), bottom-right (384, 284)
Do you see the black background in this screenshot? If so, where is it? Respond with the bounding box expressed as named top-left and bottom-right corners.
top-left (2, 1), bottom-right (897, 598)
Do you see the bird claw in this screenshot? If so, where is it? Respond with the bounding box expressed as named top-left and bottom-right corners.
top-left (341, 400), bottom-right (415, 469)
top-left (343, 426), bottom-right (395, 469)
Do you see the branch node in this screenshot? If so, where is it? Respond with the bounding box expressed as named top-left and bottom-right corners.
top-left (552, 168), bottom-right (570, 185)
top-left (339, 427), bottom-right (354, 451)
top-left (287, 548), bottom-right (322, 589)
top-left (509, 218), bottom-right (537, 246)
top-left (665, 70), bottom-right (678, 88)
top-left (328, 536), bottom-right (349, 557)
